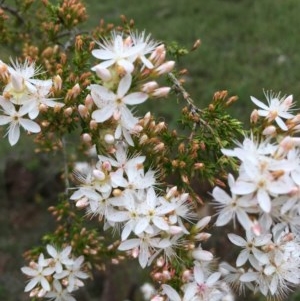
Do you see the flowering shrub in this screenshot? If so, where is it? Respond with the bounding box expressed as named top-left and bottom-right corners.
top-left (1, 1), bottom-right (300, 301)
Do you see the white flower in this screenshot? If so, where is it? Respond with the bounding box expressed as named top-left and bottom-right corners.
top-left (212, 173), bottom-right (256, 230)
top-left (232, 157), bottom-right (294, 213)
top-left (228, 231), bottom-right (271, 266)
top-left (5, 59), bottom-right (42, 105)
top-left (0, 96), bottom-right (41, 145)
top-left (21, 253), bottom-right (55, 292)
top-left (130, 31), bottom-right (159, 69)
top-left (46, 245), bottom-right (73, 274)
top-left (92, 32), bottom-right (145, 74)
top-left (98, 143), bottom-right (145, 175)
top-left (45, 280), bottom-right (76, 301)
top-left (21, 79), bottom-right (64, 119)
top-left (251, 92), bottom-right (295, 131)
top-left (90, 73), bottom-right (148, 128)
top-left (54, 256), bottom-right (89, 293)
top-left (118, 231), bottom-right (161, 268)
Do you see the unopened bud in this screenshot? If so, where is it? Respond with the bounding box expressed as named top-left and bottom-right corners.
top-left (64, 107), bottom-right (73, 116)
top-left (152, 87), bottom-right (171, 98)
top-left (166, 186), bottom-right (177, 199)
top-left (155, 61), bottom-right (175, 75)
top-left (93, 169), bottom-right (105, 181)
top-left (85, 94), bottom-right (94, 109)
top-left (194, 162), bottom-right (204, 170)
top-left (38, 103), bottom-right (48, 112)
top-left (112, 188), bottom-right (122, 197)
top-left (262, 125), bottom-right (276, 136)
top-left (76, 197), bottom-right (89, 208)
top-left (104, 134), bottom-right (115, 144)
top-left (53, 75), bottom-right (62, 91)
top-left (78, 104), bottom-right (89, 118)
top-left (191, 39), bottom-right (201, 51)
top-left (139, 134), bottom-right (149, 145)
top-left (141, 81), bottom-right (159, 93)
top-left (153, 142), bottom-right (164, 152)
top-left (250, 109), bottom-right (259, 123)
top-left (195, 232), bottom-right (211, 241)
top-left (82, 133), bottom-right (92, 142)
top-left (90, 120), bottom-right (98, 130)
top-left (182, 269), bottom-right (192, 282)
top-left (93, 66), bottom-right (112, 82)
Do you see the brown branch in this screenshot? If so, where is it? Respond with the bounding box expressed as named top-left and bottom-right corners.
top-left (0, 1), bottom-right (24, 24)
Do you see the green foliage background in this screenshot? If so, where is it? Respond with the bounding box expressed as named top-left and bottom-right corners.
top-left (84, 0), bottom-right (300, 121)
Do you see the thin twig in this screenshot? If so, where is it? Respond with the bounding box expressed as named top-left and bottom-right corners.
top-left (0, 1), bottom-right (24, 24)
top-left (168, 72), bottom-right (217, 141)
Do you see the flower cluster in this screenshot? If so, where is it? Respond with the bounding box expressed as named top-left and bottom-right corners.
top-left (0, 59), bottom-right (64, 145)
top-left (71, 142), bottom-right (196, 268)
top-left (213, 93), bottom-right (300, 234)
top-left (21, 244), bottom-right (89, 300)
top-left (223, 223), bottom-right (300, 298)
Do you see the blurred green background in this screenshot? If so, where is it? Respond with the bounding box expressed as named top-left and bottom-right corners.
top-left (1, 0), bottom-right (300, 300)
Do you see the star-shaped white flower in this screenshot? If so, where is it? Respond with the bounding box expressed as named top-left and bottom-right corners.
top-left (92, 32), bottom-right (145, 73)
top-left (90, 73), bottom-right (148, 129)
top-left (21, 253), bottom-right (55, 293)
top-left (251, 92), bottom-right (295, 131)
top-left (0, 96), bottom-right (41, 145)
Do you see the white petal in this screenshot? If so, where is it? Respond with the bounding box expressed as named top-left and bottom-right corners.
top-left (19, 118), bottom-right (41, 133)
top-left (8, 123), bottom-right (20, 145)
top-left (117, 73), bottom-right (132, 97)
top-left (275, 116), bottom-right (288, 131)
top-left (92, 106), bottom-right (114, 123)
top-left (206, 272), bottom-right (221, 286)
top-left (236, 249), bottom-right (249, 266)
top-left (46, 245), bottom-right (57, 258)
top-left (0, 115), bottom-right (11, 125)
top-left (215, 209), bottom-right (233, 227)
top-left (250, 96), bottom-right (269, 110)
top-left (118, 238), bottom-right (140, 250)
top-left (24, 278), bottom-right (39, 292)
top-left (257, 189), bottom-right (271, 213)
top-left (123, 92), bottom-right (148, 105)
top-left (227, 233), bottom-right (246, 247)
top-left (92, 49), bottom-right (115, 60)
top-left (240, 272), bottom-right (257, 282)
top-left (161, 284), bottom-right (181, 301)
top-left (212, 187), bottom-right (232, 204)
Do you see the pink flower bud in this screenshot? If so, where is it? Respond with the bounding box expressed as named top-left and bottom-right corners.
top-left (195, 232), bottom-right (211, 241)
top-left (93, 66), bottom-right (112, 82)
top-left (93, 169), bottom-right (105, 180)
top-left (102, 161), bottom-right (112, 171)
top-left (141, 81), bottom-right (159, 93)
top-left (53, 75), bottom-right (62, 91)
top-left (152, 87), bottom-right (171, 98)
top-left (76, 197), bottom-right (89, 208)
top-left (282, 94), bottom-right (293, 110)
top-left (85, 94), bottom-right (94, 109)
top-left (78, 104), bottom-right (89, 118)
top-left (82, 133), bottom-right (92, 142)
top-left (166, 186), bottom-right (177, 199)
top-left (104, 134), bottom-right (115, 144)
top-left (262, 125), bottom-right (276, 136)
top-left (155, 61), bottom-right (175, 75)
